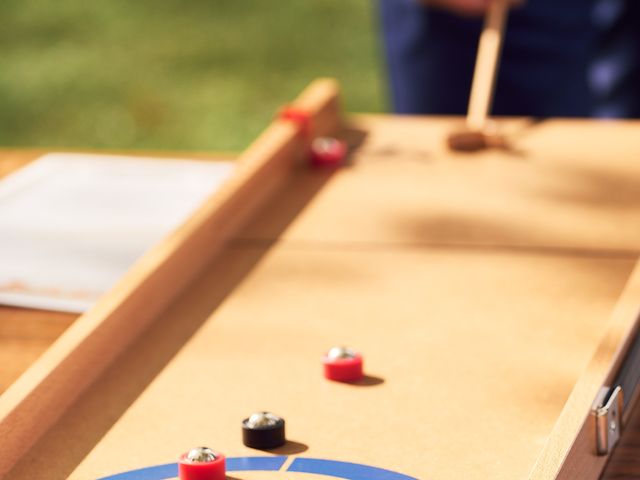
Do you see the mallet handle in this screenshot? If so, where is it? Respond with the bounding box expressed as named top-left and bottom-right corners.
top-left (466, 0), bottom-right (509, 132)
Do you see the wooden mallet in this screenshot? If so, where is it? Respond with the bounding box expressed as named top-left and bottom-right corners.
top-left (448, 0), bottom-right (512, 152)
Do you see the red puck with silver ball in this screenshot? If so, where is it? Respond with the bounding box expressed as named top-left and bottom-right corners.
top-left (322, 346), bottom-right (364, 382)
top-left (178, 447), bottom-right (225, 480)
top-left (310, 137), bottom-right (347, 166)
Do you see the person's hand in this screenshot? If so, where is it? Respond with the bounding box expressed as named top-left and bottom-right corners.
top-left (422, 0), bottom-right (523, 17)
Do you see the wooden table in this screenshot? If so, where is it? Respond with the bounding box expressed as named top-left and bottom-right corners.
top-left (0, 148), bottom-right (232, 393)
top-left (1, 82), bottom-right (640, 479)
top-left (0, 150), bottom-right (78, 393)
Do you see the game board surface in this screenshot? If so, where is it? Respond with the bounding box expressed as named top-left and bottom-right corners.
top-left (2, 114), bottom-right (640, 480)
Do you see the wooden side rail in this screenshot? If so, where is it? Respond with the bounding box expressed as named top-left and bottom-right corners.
top-left (531, 259), bottom-right (640, 479)
top-left (0, 79), bottom-right (342, 477)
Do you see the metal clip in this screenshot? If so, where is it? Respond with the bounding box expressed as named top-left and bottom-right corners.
top-left (591, 386), bottom-right (624, 455)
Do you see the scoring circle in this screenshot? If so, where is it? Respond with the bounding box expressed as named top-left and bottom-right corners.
top-left (98, 456), bottom-right (418, 480)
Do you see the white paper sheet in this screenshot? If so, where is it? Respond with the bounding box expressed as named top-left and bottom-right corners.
top-left (0, 153), bottom-right (235, 313)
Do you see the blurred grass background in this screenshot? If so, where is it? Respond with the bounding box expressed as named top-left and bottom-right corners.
top-left (0, 0), bottom-right (385, 152)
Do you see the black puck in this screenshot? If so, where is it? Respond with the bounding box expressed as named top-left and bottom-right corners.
top-left (242, 412), bottom-right (286, 450)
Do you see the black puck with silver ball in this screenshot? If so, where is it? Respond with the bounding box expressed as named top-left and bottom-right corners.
top-left (242, 412), bottom-right (286, 449)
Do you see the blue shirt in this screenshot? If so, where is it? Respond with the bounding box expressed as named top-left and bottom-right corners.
top-left (379, 0), bottom-right (640, 118)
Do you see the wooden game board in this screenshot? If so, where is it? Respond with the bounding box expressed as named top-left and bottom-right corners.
top-left (1, 80), bottom-right (640, 480)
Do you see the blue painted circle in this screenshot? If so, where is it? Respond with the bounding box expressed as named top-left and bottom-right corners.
top-left (97, 456), bottom-right (418, 480)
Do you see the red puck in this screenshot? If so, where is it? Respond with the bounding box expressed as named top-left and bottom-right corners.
top-left (322, 346), bottom-right (364, 382)
top-left (310, 137), bottom-right (347, 166)
top-left (178, 447), bottom-right (226, 480)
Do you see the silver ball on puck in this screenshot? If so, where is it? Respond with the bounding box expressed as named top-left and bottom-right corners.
top-left (186, 446), bottom-right (217, 463)
top-left (242, 411), bottom-right (286, 449)
top-left (310, 137), bottom-right (347, 166)
top-left (327, 346), bottom-right (357, 360)
top-left (246, 412), bottom-right (281, 429)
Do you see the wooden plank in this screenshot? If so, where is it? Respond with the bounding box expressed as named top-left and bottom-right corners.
top-left (530, 261), bottom-right (640, 479)
top-left (241, 115), bottom-right (640, 253)
top-left (0, 78), bottom-right (343, 478)
top-left (22, 240), bottom-right (633, 480)
top-left (4, 236), bottom-right (635, 479)
top-left (2, 105), bottom-right (640, 479)
top-left (3, 113), bottom-right (639, 479)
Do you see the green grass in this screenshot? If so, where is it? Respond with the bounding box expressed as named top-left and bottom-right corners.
top-left (0, 0), bottom-right (385, 152)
